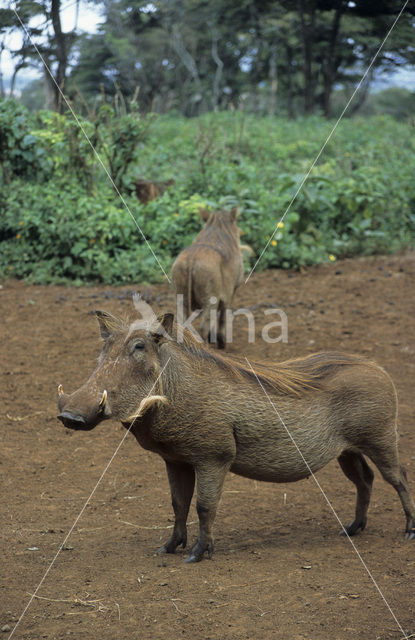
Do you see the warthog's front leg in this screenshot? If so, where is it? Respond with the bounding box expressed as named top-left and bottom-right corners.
top-left (157, 461), bottom-right (195, 554)
top-left (185, 461), bottom-right (230, 563)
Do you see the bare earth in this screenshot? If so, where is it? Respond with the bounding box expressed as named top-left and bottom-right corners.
top-left (1, 252), bottom-right (414, 640)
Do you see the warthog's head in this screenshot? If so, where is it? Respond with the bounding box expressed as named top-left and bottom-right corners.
top-left (199, 206), bottom-right (240, 228)
top-left (57, 311), bottom-right (172, 430)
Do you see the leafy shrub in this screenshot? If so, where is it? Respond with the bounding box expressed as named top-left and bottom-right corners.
top-left (92, 103), bottom-right (155, 191)
top-left (0, 179), bottom-right (168, 284)
top-left (0, 100), bottom-right (51, 182)
top-left (1, 102), bottom-right (414, 284)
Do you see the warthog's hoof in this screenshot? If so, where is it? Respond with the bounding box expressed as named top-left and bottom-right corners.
top-left (339, 518), bottom-right (366, 536)
top-left (156, 544), bottom-right (175, 555)
top-left (156, 533), bottom-right (187, 554)
top-left (184, 540), bottom-right (213, 563)
top-left (405, 528), bottom-right (415, 540)
top-left (217, 336), bottom-right (226, 350)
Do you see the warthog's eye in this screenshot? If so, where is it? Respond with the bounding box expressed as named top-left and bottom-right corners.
top-left (133, 340), bottom-right (145, 351)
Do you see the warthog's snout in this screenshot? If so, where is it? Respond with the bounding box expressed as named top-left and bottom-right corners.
top-left (57, 386), bottom-right (108, 430)
top-left (57, 410), bottom-right (89, 430)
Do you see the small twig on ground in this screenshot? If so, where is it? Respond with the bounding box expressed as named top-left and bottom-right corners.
top-left (171, 599), bottom-right (187, 617)
top-left (6, 411), bottom-right (44, 422)
top-left (28, 594), bottom-right (79, 604)
top-left (27, 593), bottom-right (109, 612)
top-left (66, 610), bottom-right (97, 616)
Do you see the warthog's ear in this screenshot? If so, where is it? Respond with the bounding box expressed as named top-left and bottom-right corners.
top-left (151, 313), bottom-right (174, 343)
top-left (95, 310), bottom-right (124, 340)
top-left (230, 206), bottom-right (240, 221)
top-left (199, 208), bottom-right (211, 223)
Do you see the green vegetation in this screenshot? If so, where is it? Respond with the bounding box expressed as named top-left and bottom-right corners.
top-left (1, 98), bottom-right (414, 285)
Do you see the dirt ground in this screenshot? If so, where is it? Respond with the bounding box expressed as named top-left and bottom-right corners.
top-left (1, 252), bottom-right (415, 640)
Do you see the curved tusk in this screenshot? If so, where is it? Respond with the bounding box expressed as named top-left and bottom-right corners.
top-left (99, 389), bottom-right (107, 409)
top-left (58, 384), bottom-right (64, 396)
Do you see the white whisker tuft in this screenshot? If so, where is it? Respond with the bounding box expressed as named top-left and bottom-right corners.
top-left (126, 395), bottom-right (168, 422)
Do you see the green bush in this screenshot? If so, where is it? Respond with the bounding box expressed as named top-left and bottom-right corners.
top-left (1, 100), bottom-right (414, 284)
top-left (0, 100), bottom-right (51, 181)
top-left (0, 179), bottom-right (168, 284)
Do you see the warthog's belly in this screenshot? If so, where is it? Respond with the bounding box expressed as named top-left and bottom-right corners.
top-left (230, 459), bottom-right (324, 483)
top-left (229, 444), bottom-right (344, 483)
top-left (230, 415), bottom-right (348, 483)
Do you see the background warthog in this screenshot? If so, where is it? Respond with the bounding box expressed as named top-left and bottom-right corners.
top-left (171, 207), bottom-right (244, 348)
top-left (134, 178), bottom-right (174, 204)
top-left (57, 311), bottom-right (415, 563)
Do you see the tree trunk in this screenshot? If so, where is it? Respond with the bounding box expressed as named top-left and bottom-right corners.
top-left (50, 0), bottom-right (67, 112)
top-left (170, 23), bottom-right (203, 115)
top-left (43, 52), bottom-right (56, 110)
top-left (298, 0), bottom-right (316, 115)
top-left (322, 0), bottom-right (344, 117)
top-left (9, 61), bottom-right (27, 97)
top-left (285, 42), bottom-right (295, 119)
top-left (210, 26), bottom-right (223, 112)
top-left (249, 0), bottom-right (264, 113)
top-left (348, 67), bottom-right (374, 115)
top-left (0, 43), bottom-right (4, 98)
top-left (268, 39), bottom-right (278, 116)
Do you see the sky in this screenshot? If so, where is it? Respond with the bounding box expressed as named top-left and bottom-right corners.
top-left (1, 0), bottom-right (414, 94)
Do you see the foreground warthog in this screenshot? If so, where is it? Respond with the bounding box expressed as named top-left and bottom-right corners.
top-left (171, 207), bottom-right (244, 348)
top-left (57, 311), bottom-right (415, 562)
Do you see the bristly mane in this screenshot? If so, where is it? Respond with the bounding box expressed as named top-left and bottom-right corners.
top-left (187, 210), bottom-right (239, 262)
top-left (167, 323), bottom-right (372, 396)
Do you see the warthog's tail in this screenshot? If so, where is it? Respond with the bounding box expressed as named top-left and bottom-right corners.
top-left (240, 243), bottom-right (254, 256)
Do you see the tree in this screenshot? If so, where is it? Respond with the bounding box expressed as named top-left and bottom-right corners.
top-left (0, 8), bottom-right (16, 97)
top-left (1, 0), bottom-right (79, 111)
top-left (22, 0), bottom-right (415, 118)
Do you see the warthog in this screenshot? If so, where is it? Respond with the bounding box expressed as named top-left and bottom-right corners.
top-left (135, 178), bottom-right (174, 204)
top-left (171, 207), bottom-right (244, 348)
top-left (57, 311), bottom-right (415, 563)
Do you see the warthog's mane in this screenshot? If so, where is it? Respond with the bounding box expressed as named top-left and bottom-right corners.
top-left (188, 210), bottom-right (240, 262)
top-left (169, 325), bottom-right (374, 396)
top-left (112, 313), bottom-right (375, 397)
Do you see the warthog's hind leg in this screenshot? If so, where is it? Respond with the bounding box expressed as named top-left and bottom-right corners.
top-left (337, 450), bottom-right (374, 536)
top-left (363, 440), bottom-right (415, 539)
top-left (217, 300), bottom-right (228, 350)
top-left (398, 466), bottom-right (415, 539)
top-left (157, 461), bottom-right (195, 554)
top-left (398, 465), bottom-right (415, 539)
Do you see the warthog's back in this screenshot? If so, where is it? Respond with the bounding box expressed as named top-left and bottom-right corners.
top-left (171, 208), bottom-right (244, 317)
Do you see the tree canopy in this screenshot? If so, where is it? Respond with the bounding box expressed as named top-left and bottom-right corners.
top-left (1, 0), bottom-right (414, 116)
